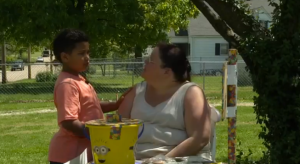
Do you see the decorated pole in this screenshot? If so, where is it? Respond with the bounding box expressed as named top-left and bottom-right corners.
top-left (227, 49), bottom-right (238, 164)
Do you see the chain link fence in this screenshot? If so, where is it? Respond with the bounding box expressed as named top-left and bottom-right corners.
top-left (0, 59), bottom-right (254, 104)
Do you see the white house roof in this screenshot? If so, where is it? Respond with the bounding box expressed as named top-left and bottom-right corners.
top-left (168, 0), bottom-right (277, 37)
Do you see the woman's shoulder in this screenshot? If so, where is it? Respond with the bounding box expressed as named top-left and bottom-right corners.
top-left (134, 81), bottom-right (147, 94)
top-left (184, 83), bottom-right (206, 101)
top-left (135, 81), bottom-right (147, 88)
top-left (178, 82), bottom-right (201, 92)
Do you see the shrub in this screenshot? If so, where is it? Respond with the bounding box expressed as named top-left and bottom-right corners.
top-left (6, 55), bottom-right (17, 63)
top-left (36, 71), bottom-right (58, 82)
top-left (19, 53), bottom-right (37, 63)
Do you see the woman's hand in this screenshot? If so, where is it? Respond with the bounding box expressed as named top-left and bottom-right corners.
top-left (100, 87), bottom-right (134, 113)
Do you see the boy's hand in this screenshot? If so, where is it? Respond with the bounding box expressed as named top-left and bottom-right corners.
top-left (115, 87), bottom-right (134, 108)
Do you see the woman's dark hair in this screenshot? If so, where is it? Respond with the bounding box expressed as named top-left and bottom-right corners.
top-left (52, 29), bottom-right (89, 62)
top-left (157, 42), bottom-right (192, 82)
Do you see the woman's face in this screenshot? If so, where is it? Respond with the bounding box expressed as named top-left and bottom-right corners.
top-left (141, 47), bottom-right (166, 81)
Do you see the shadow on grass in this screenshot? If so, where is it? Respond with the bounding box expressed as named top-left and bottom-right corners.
top-left (0, 82), bottom-right (131, 94)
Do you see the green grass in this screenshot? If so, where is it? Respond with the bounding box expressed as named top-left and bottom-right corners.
top-left (0, 75), bottom-right (257, 112)
top-left (0, 106), bottom-right (264, 163)
top-left (214, 106), bottom-right (265, 162)
top-left (0, 113), bottom-right (57, 164)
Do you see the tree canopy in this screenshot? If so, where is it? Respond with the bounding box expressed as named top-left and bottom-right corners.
top-left (190, 0), bottom-right (300, 163)
top-left (0, 0), bottom-right (199, 58)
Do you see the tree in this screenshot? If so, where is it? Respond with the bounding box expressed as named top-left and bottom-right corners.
top-left (190, 0), bottom-right (300, 163)
top-left (0, 0), bottom-right (198, 58)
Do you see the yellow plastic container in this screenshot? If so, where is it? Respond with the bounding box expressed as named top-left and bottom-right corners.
top-left (85, 114), bottom-right (144, 164)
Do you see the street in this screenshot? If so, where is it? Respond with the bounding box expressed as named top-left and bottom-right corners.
top-left (0, 57), bottom-right (56, 83)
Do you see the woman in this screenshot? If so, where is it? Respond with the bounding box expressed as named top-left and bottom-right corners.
top-left (118, 43), bottom-right (211, 160)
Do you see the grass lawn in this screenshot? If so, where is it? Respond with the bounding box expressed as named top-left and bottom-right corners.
top-left (0, 106), bottom-right (264, 164)
top-left (0, 75), bottom-right (256, 112)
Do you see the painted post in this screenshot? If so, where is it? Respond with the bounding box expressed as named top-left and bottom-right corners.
top-left (227, 49), bottom-right (238, 164)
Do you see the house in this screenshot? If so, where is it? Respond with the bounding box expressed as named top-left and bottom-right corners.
top-left (168, 0), bottom-right (275, 74)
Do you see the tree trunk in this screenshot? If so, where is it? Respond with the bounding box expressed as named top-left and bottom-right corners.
top-left (134, 45), bottom-right (143, 58)
top-left (27, 45), bottom-right (31, 79)
top-left (1, 41), bottom-right (7, 84)
top-left (77, 0), bottom-right (87, 29)
top-left (50, 46), bottom-right (53, 74)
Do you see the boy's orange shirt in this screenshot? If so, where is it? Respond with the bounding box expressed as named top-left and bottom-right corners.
top-left (48, 72), bottom-right (104, 163)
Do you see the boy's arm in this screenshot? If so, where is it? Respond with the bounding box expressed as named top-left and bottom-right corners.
top-left (61, 120), bottom-right (86, 137)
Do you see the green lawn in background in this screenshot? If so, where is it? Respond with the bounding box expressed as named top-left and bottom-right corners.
top-left (0, 106), bottom-right (264, 164)
top-left (0, 75), bottom-right (256, 111)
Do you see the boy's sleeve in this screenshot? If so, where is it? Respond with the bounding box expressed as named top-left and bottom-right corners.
top-left (55, 82), bottom-right (81, 124)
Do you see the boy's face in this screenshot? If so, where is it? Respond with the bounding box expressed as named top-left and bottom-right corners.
top-left (61, 42), bottom-right (90, 73)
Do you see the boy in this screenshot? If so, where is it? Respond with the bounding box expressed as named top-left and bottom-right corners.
top-left (48, 29), bottom-right (129, 164)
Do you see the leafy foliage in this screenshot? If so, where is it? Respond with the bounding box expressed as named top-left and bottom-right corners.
top-left (0, 0), bottom-right (198, 58)
top-left (191, 0), bottom-right (300, 163)
top-left (35, 71), bottom-right (57, 82)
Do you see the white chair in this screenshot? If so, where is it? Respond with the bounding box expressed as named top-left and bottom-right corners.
top-left (210, 105), bottom-right (221, 162)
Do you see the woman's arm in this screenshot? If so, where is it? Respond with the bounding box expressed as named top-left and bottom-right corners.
top-left (166, 86), bottom-right (211, 157)
top-left (117, 85), bottom-right (136, 118)
top-left (101, 87), bottom-right (134, 113)
top-left (100, 102), bottom-right (118, 113)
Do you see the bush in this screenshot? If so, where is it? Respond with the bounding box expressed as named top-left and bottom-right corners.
top-left (19, 53), bottom-right (37, 63)
top-left (6, 55), bottom-right (17, 63)
top-left (36, 71), bottom-right (58, 82)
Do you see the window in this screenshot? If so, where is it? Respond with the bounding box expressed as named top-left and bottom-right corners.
top-left (215, 43), bottom-right (229, 56)
top-left (175, 29), bottom-right (188, 36)
top-left (173, 43), bottom-right (190, 56)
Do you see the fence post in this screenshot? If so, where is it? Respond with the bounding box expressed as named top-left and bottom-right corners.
top-left (28, 45), bottom-right (31, 79)
top-left (227, 49), bottom-right (238, 164)
top-left (202, 62), bottom-right (205, 90)
top-left (1, 40), bottom-right (7, 84)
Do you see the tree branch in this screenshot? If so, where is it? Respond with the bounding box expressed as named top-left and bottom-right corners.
top-left (204, 0), bottom-right (255, 37)
top-left (191, 0), bottom-right (239, 46)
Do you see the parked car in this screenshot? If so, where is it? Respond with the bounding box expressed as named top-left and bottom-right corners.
top-left (36, 56), bottom-right (44, 62)
top-left (42, 50), bottom-right (50, 57)
top-left (11, 60), bottom-right (25, 71)
top-left (199, 69), bottom-right (223, 76)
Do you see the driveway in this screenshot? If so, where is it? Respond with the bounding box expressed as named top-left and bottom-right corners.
top-left (0, 57), bottom-right (53, 83)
